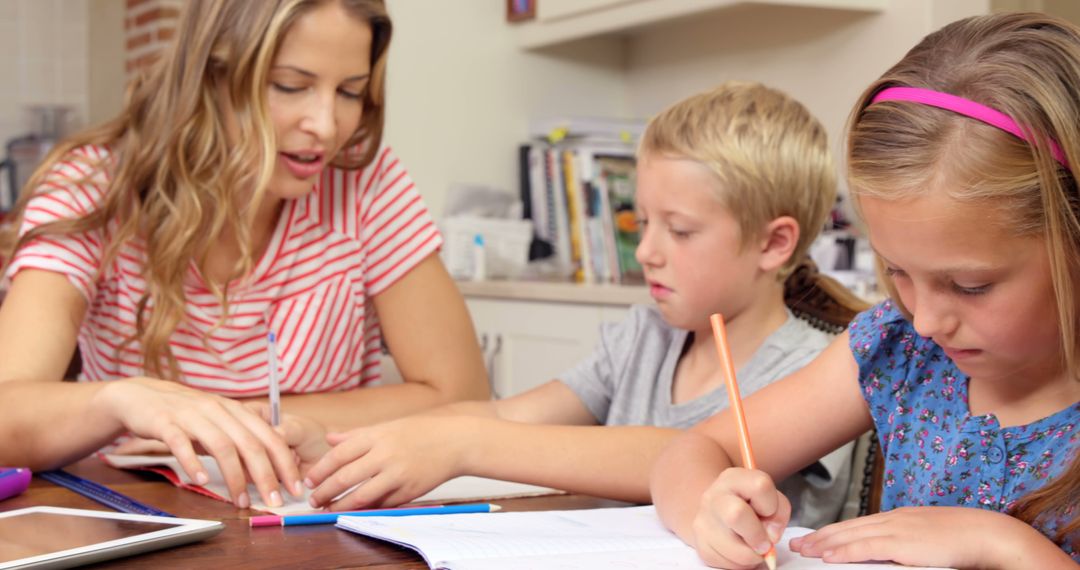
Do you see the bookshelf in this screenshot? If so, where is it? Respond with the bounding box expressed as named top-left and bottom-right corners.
top-left (514, 0), bottom-right (888, 49)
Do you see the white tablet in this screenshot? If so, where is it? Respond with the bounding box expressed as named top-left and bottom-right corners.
top-left (0, 506), bottom-right (224, 569)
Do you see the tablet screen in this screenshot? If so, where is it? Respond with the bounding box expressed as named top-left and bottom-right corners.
top-left (0, 512), bottom-right (177, 562)
top-left (0, 507), bottom-right (223, 569)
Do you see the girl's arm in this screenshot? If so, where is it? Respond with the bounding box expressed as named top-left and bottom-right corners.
top-left (304, 380), bottom-right (677, 509)
top-left (271, 254), bottom-right (489, 430)
top-left (791, 505), bottom-right (1077, 569)
top-left (0, 269), bottom-right (302, 508)
top-left (651, 333), bottom-right (872, 563)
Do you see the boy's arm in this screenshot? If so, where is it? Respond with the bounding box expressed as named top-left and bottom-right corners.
top-left (457, 419), bottom-right (680, 503)
top-left (304, 380), bottom-right (671, 508)
top-left (305, 410), bottom-right (680, 508)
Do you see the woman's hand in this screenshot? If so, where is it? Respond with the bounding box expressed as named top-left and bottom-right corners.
top-left (692, 467), bottom-right (791, 569)
top-left (303, 415), bottom-right (474, 511)
top-left (96, 377), bottom-right (303, 508)
top-left (244, 402), bottom-right (330, 475)
top-left (789, 506), bottom-right (1048, 569)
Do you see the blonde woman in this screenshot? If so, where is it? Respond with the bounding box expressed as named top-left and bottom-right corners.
top-left (0, 0), bottom-right (487, 511)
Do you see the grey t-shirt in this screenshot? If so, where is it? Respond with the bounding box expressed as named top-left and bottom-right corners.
top-left (558, 304), bottom-right (853, 528)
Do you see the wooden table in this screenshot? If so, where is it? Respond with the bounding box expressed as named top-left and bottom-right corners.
top-left (2, 457), bottom-right (630, 569)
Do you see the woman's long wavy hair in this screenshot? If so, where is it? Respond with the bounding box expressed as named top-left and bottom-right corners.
top-left (0, 0), bottom-right (392, 381)
top-left (847, 12), bottom-right (1079, 550)
top-left (639, 81), bottom-right (869, 331)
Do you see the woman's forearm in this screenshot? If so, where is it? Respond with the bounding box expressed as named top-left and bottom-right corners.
top-left (0, 380), bottom-right (123, 469)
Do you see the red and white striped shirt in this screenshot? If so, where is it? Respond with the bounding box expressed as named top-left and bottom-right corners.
top-left (6, 144), bottom-right (442, 396)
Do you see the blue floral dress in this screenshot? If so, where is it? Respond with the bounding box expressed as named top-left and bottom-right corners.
top-left (849, 301), bottom-right (1079, 562)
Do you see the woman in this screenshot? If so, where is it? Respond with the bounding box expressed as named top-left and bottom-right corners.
top-left (0, 0), bottom-right (487, 510)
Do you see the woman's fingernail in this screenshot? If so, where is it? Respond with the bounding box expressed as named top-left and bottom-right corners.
top-left (269, 490), bottom-right (282, 507)
top-left (303, 478), bottom-right (314, 489)
top-left (822, 550), bottom-right (834, 559)
top-left (237, 492), bottom-right (251, 509)
top-left (767, 522), bottom-right (783, 544)
top-left (196, 472), bottom-right (210, 485)
top-left (293, 481), bottom-right (304, 496)
top-left (308, 496), bottom-right (320, 508)
top-left (755, 541), bottom-right (772, 555)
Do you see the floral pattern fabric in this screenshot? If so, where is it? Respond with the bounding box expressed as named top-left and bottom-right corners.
top-left (849, 300), bottom-right (1079, 561)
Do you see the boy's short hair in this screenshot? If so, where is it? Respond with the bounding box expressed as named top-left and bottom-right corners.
top-left (639, 81), bottom-right (836, 279)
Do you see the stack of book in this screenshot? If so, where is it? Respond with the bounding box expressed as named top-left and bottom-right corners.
top-left (519, 117), bottom-right (645, 284)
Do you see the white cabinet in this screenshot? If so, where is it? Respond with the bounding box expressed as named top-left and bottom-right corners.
top-left (460, 281), bottom-right (649, 398)
top-left (515, 0), bottom-right (887, 49)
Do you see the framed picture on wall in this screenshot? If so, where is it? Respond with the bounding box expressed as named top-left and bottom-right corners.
top-left (506, 0), bottom-right (536, 22)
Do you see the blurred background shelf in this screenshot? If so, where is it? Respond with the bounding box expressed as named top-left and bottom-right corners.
top-left (514, 0), bottom-right (888, 50)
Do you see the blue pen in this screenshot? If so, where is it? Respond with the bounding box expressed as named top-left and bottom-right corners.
top-left (250, 503), bottom-right (502, 527)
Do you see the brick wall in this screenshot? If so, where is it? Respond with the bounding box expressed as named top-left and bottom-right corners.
top-left (125, 0), bottom-right (182, 75)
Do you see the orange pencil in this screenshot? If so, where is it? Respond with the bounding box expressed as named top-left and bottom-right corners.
top-left (709, 313), bottom-right (777, 570)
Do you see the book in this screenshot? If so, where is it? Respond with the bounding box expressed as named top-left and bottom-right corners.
top-left (561, 149), bottom-right (588, 282)
top-left (102, 453), bottom-right (559, 515)
top-left (595, 155), bottom-right (642, 283)
top-left (543, 146), bottom-right (573, 274)
top-left (335, 505), bottom-right (955, 570)
top-left (521, 144), bottom-right (553, 261)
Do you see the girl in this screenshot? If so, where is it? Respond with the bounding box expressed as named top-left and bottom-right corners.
top-left (0, 0), bottom-right (487, 511)
top-left (301, 82), bottom-right (869, 528)
top-left (651, 12), bottom-right (1080, 569)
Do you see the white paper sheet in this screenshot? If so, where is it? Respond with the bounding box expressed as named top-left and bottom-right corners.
top-left (337, 505), bottom-right (955, 570)
top-left (103, 454), bottom-right (558, 515)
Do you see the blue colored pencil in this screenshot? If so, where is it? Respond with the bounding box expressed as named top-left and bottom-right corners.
top-left (250, 503), bottom-right (501, 527)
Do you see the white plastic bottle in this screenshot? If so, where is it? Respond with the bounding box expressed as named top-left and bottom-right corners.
top-left (471, 233), bottom-right (486, 281)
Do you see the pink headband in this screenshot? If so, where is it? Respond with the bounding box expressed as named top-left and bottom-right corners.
top-left (870, 86), bottom-right (1069, 169)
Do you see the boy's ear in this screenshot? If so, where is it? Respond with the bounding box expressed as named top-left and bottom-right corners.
top-left (757, 216), bottom-right (799, 273)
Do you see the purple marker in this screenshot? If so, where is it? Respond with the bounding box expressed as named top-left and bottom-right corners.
top-left (0, 468), bottom-right (31, 501)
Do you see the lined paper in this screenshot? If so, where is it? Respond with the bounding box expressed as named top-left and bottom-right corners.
top-left (337, 506), bottom-right (954, 570)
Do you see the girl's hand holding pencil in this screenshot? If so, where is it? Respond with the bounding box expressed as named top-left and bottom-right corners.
top-left (688, 313), bottom-right (788, 570)
top-left (692, 467), bottom-right (791, 569)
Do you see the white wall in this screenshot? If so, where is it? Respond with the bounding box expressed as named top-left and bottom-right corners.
top-left (624, 0), bottom-right (989, 166)
top-left (61, 0), bottom-right (1032, 221)
top-left (88, 0), bottom-right (125, 126)
top-left (383, 1), bottom-right (628, 218)
top-left (0, 0), bottom-right (89, 144)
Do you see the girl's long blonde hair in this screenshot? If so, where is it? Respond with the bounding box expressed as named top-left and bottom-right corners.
top-left (640, 81), bottom-right (869, 330)
top-left (0, 0), bottom-right (392, 381)
top-left (846, 11), bottom-right (1079, 549)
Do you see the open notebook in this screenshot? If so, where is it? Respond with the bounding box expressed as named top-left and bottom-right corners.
top-left (336, 505), bottom-right (955, 570)
top-left (101, 453), bottom-right (559, 515)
